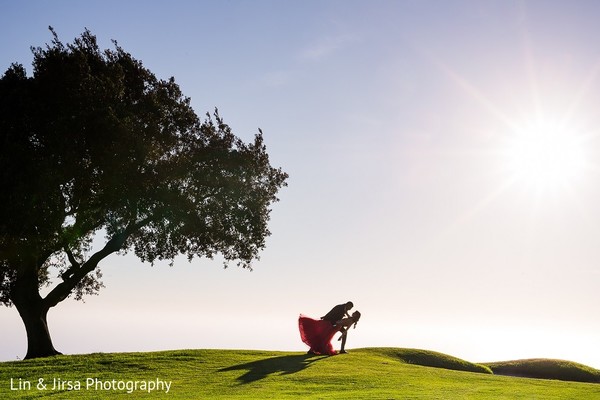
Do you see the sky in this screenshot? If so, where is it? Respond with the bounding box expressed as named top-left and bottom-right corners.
top-left (1, 0), bottom-right (599, 369)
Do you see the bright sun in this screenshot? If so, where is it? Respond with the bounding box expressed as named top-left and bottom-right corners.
top-left (505, 119), bottom-right (587, 190)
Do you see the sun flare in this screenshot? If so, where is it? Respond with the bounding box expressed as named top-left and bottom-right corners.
top-left (505, 119), bottom-right (587, 190)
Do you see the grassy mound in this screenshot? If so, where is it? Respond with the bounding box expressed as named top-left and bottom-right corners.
top-left (486, 358), bottom-right (600, 383)
top-left (1, 348), bottom-right (599, 399)
top-left (359, 347), bottom-right (493, 374)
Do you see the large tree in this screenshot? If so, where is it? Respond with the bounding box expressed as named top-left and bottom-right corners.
top-left (0, 28), bottom-right (288, 359)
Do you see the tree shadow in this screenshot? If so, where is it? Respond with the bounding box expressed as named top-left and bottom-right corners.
top-left (218, 353), bottom-right (327, 384)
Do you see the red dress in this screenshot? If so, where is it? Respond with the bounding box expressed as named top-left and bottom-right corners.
top-left (298, 314), bottom-right (339, 355)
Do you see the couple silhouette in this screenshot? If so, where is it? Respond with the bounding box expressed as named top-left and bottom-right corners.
top-left (298, 301), bottom-right (361, 355)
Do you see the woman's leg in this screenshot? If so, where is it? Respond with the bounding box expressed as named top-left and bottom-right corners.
top-left (337, 328), bottom-right (348, 353)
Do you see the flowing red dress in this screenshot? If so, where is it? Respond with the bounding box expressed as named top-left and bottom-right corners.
top-left (298, 314), bottom-right (339, 355)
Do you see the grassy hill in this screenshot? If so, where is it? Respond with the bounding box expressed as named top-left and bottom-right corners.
top-left (0, 348), bottom-right (598, 399)
top-left (486, 358), bottom-right (600, 383)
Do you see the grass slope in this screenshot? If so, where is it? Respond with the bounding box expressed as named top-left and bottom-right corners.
top-left (0, 348), bottom-right (598, 399)
top-left (366, 347), bottom-right (493, 374)
top-left (486, 358), bottom-right (600, 383)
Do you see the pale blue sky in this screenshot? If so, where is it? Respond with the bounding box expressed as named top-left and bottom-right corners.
top-left (1, 1), bottom-right (599, 368)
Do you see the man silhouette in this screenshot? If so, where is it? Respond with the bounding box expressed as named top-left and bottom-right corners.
top-left (321, 301), bottom-right (353, 327)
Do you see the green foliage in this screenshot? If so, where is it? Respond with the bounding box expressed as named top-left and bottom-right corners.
top-left (486, 358), bottom-right (600, 383)
top-left (0, 348), bottom-right (598, 399)
top-left (1, 28), bottom-right (287, 287)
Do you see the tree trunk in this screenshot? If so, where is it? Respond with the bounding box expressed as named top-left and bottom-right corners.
top-left (11, 266), bottom-right (62, 359)
top-left (15, 301), bottom-right (61, 359)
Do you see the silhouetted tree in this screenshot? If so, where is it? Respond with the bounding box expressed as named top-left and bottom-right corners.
top-left (0, 28), bottom-right (288, 359)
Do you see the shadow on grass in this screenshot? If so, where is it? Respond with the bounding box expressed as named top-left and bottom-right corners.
top-left (218, 354), bottom-right (327, 384)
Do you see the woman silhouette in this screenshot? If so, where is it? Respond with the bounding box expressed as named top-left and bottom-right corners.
top-left (335, 311), bottom-right (361, 353)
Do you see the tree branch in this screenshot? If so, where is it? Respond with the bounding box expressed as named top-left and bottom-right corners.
top-left (61, 246), bottom-right (81, 281)
top-left (42, 216), bottom-right (154, 309)
top-left (64, 247), bottom-right (80, 268)
top-left (43, 231), bottom-right (127, 309)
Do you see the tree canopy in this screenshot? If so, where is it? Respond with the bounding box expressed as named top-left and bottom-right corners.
top-left (0, 28), bottom-right (287, 358)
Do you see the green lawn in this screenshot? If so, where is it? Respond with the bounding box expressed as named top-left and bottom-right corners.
top-left (0, 348), bottom-right (598, 399)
